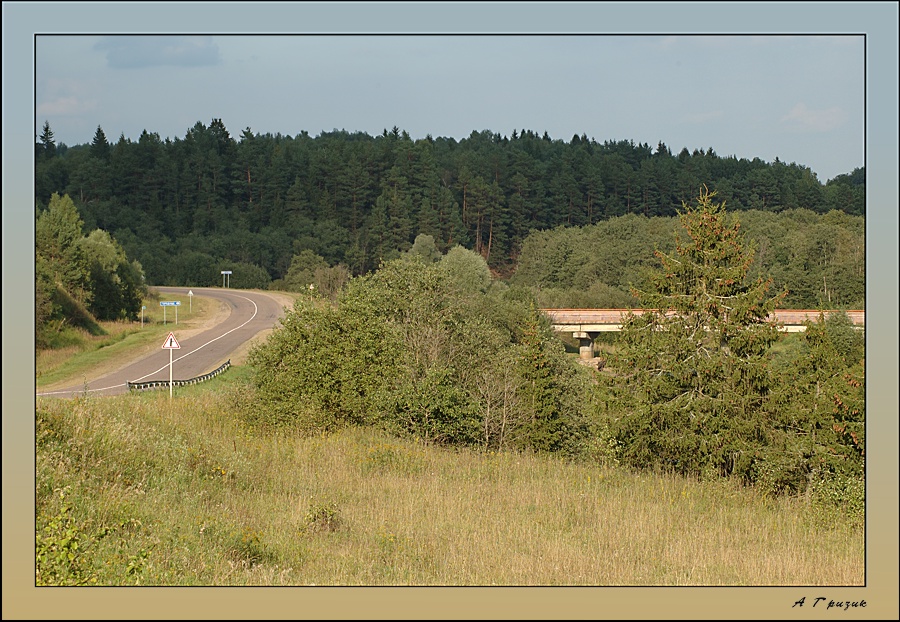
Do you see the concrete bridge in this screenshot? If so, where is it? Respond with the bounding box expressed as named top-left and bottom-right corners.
top-left (542, 308), bottom-right (865, 360)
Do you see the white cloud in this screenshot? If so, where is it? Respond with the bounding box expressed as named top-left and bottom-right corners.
top-left (781, 102), bottom-right (845, 133)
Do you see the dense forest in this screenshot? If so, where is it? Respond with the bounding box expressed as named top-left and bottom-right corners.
top-left (34, 119), bottom-right (865, 300)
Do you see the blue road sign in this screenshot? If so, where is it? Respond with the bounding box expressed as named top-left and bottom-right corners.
top-left (160, 301), bottom-right (181, 306)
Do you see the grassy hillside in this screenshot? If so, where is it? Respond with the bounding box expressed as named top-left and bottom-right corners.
top-left (36, 383), bottom-right (862, 587)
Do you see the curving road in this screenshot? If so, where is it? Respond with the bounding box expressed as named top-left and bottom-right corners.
top-left (36, 287), bottom-right (289, 398)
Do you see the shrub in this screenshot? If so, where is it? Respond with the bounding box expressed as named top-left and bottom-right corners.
top-left (247, 254), bottom-right (593, 453)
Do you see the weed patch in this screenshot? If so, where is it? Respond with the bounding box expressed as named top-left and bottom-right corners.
top-left (302, 499), bottom-right (342, 534)
top-left (360, 442), bottom-right (426, 476)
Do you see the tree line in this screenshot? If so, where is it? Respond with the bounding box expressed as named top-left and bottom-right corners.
top-left (35, 119), bottom-right (865, 288)
top-left (511, 208), bottom-right (864, 310)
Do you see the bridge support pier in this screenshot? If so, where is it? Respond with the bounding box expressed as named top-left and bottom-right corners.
top-left (573, 331), bottom-right (597, 360)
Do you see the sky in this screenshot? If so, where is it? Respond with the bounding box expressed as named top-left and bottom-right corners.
top-left (35, 33), bottom-right (864, 182)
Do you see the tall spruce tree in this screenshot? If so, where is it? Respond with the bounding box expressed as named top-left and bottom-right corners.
top-left (90, 125), bottom-right (111, 162)
top-left (612, 187), bottom-right (787, 481)
top-left (38, 121), bottom-right (57, 160)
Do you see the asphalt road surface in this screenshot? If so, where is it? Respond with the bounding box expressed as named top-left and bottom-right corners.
top-left (36, 287), bottom-right (289, 398)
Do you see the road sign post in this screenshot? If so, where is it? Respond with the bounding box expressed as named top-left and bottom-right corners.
top-left (221, 270), bottom-right (232, 288)
top-left (188, 290), bottom-right (193, 313)
top-left (160, 301), bottom-right (181, 325)
top-left (162, 331), bottom-right (181, 398)
top-left (141, 305), bottom-right (146, 327)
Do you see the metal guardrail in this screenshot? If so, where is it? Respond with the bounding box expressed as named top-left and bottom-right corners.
top-left (127, 360), bottom-right (231, 392)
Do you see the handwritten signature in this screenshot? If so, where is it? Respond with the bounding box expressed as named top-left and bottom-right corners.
top-left (793, 597), bottom-right (867, 611)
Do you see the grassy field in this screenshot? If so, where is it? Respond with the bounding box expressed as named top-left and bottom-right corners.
top-left (35, 388), bottom-right (863, 587)
top-left (33, 291), bottom-right (864, 588)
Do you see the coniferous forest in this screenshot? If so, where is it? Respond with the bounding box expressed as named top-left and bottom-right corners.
top-left (35, 119), bottom-right (864, 312)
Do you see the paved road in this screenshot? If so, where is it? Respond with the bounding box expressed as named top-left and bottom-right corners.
top-left (36, 287), bottom-right (289, 398)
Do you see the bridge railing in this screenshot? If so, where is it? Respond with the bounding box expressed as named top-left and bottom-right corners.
top-left (542, 309), bottom-right (864, 331)
top-left (127, 360), bottom-right (231, 392)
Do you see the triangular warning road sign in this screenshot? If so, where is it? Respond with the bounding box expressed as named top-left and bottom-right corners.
top-left (162, 332), bottom-right (181, 349)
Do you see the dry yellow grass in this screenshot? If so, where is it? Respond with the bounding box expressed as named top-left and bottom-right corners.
top-left (35, 389), bottom-right (863, 588)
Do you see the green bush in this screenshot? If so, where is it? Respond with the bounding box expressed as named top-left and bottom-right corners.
top-left (763, 313), bottom-right (865, 495)
top-left (247, 252), bottom-right (593, 453)
top-left (807, 471), bottom-right (865, 523)
top-left (246, 297), bottom-right (397, 431)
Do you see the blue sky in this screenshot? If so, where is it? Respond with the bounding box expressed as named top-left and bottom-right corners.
top-left (36, 33), bottom-right (864, 182)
